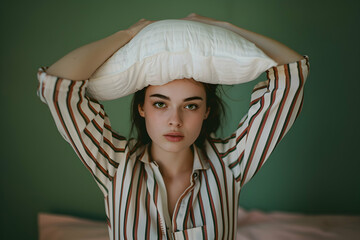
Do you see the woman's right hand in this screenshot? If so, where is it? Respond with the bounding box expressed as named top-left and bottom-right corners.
top-left (47, 18), bottom-right (156, 81)
top-left (126, 18), bottom-right (156, 38)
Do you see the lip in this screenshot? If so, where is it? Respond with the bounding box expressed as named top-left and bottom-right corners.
top-left (164, 132), bottom-right (184, 142)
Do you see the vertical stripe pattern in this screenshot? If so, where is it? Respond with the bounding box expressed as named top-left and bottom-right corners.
top-left (37, 57), bottom-right (309, 239)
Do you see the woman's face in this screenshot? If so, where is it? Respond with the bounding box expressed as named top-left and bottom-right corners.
top-left (138, 78), bottom-right (210, 155)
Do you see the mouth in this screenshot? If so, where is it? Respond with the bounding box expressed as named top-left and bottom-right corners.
top-left (164, 132), bottom-right (184, 142)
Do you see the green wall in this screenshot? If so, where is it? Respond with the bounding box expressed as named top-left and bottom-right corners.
top-left (1, 0), bottom-right (359, 239)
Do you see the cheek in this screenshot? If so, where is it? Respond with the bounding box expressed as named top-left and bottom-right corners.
top-left (186, 113), bottom-right (206, 130)
top-left (143, 108), bottom-right (164, 135)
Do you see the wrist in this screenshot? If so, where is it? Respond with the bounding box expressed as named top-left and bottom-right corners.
top-left (121, 29), bottom-right (136, 39)
top-left (217, 22), bottom-right (242, 33)
top-left (112, 29), bottom-right (133, 41)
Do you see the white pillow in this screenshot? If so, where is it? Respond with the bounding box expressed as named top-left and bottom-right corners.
top-left (87, 19), bottom-right (277, 100)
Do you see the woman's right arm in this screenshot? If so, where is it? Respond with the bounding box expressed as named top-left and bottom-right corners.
top-left (38, 19), bottom-right (154, 195)
top-left (46, 19), bottom-right (154, 80)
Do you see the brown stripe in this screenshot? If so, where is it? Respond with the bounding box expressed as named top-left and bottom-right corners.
top-left (183, 189), bottom-right (194, 229)
top-left (123, 162), bottom-right (140, 239)
top-left (144, 172), bottom-right (151, 240)
top-left (173, 183), bottom-right (195, 231)
top-left (41, 82), bottom-right (45, 100)
top-left (118, 150), bottom-right (133, 239)
top-left (190, 196), bottom-right (196, 227)
top-left (76, 89), bottom-right (90, 124)
top-left (112, 172), bottom-right (117, 240)
top-left (210, 119), bottom-right (246, 145)
top-left (240, 79), bottom-right (269, 187)
top-left (295, 94), bottom-right (304, 120)
top-left (105, 196), bottom-right (111, 228)
top-left (85, 113), bottom-right (126, 150)
top-left (154, 184), bottom-right (164, 239)
top-left (207, 158), bottom-right (227, 239)
top-left (203, 171), bottom-right (218, 239)
top-left (278, 61), bottom-right (305, 144)
top-left (52, 79), bottom-right (93, 175)
top-left (134, 165), bottom-right (144, 239)
top-left (84, 128), bottom-right (119, 168)
top-left (99, 110), bottom-right (105, 118)
top-left (209, 140), bottom-right (232, 238)
top-left (210, 133), bottom-right (235, 144)
top-left (229, 151), bottom-right (244, 170)
top-left (106, 217), bottom-right (111, 228)
top-left (103, 137), bottom-right (126, 152)
top-left (252, 84), bottom-right (268, 93)
top-left (295, 61), bottom-right (306, 118)
top-left (67, 81), bottom-right (112, 179)
top-left (220, 128), bottom-right (247, 158)
top-left (86, 96), bottom-right (98, 115)
top-left (104, 123), bottom-right (127, 140)
top-left (257, 64), bottom-right (291, 172)
top-left (198, 193), bottom-right (208, 239)
top-left (91, 119), bottom-right (125, 151)
top-left (250, 95), bottom-right (264, 106)
top-left (184, 229), bottom-right (189, 240)
top-left (231, 179), bottom-right (237, 240)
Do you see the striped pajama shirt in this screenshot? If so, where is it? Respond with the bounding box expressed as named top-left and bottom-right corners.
top-left (37, 57), bottom-right (309, 239)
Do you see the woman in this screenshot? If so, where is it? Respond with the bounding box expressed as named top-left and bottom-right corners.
top-left (38, 13), bottom-right (309, 239)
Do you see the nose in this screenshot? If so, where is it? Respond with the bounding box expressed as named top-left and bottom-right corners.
top-left (168, 108), bottom-right (183, 127)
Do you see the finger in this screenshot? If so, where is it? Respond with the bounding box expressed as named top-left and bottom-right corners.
top-left (185, 13), bottom-right (196, 18)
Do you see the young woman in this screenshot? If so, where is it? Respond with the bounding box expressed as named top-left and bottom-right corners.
top-left (38, 13), bottom-right (309, 239)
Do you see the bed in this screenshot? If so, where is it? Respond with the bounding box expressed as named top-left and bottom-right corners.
top-left (38, 208), bottom-right (360, 240)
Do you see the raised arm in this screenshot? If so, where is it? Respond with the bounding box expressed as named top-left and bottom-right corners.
top-left (182, 13), bottom-right (303, 65)
top-left (46, 19), bottom-right (155, 80)
top-left (38, 19), bottom-right (155, 195)
top-left (183, 14), bottom-right (310, 186)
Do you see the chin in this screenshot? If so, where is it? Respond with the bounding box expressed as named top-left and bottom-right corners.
top-left (158, 141), bottom-right (192, 154)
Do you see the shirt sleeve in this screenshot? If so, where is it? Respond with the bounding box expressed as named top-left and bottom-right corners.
top-left (208, 56), bottom-right (310, 186)
top-left (37, 67), bottom-right (131, 196)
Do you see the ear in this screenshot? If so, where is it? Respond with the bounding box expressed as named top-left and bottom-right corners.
top-left (204, 107), bottom-right (210, 120)
top-left (138, 104), bottom-right (145, 117)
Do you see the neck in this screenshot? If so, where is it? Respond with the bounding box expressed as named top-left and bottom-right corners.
top-left (150, 144), bottom-right (194, 178)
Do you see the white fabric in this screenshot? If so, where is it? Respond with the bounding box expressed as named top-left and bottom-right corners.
top-left (87, 19), bottom-right (277, 100)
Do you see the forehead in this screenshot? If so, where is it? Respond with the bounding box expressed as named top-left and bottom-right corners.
top-left (146, 78), bottom-right (206, 98)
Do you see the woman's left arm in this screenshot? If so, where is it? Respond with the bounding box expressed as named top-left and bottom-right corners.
top-left (182, 13), bottom-right (303, 65)
top-left (185, 14), bottom-right (310, 185)
top-left (208, 56), bottom-right (309, 186)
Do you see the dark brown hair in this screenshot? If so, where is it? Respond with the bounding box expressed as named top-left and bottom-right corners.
top-left (130, 83), bottom-right (225, 149)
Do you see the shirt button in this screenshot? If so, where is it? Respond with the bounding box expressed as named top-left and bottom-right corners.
top-left (193, 172), bottom-right (198, 178)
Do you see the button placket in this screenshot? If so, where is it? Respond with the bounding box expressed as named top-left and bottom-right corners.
top-left (149, 161), bottom-right (172, 236)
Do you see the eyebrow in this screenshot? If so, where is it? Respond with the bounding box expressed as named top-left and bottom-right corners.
top-left (149, 94), bottom-right (203, 102)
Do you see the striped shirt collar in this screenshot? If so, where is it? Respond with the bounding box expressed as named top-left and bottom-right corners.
top-left (137, 144), bottom-right (210, 171)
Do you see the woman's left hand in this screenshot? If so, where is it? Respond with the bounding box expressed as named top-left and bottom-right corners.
top-left (181, 13), bottom-right (227, 27)
top-left (182, 13), bottom-right (303, 64)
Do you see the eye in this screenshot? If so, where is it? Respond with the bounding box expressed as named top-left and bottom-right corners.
top-left (185, 104), bottom-right (198, 110)
top-left (153, 102), bottom-right (166, 109)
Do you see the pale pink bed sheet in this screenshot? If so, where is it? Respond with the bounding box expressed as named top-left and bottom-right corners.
top-left (38, 209), bottom-right (360, 240)
top-left (236, 208), bottom-right (360, 240)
